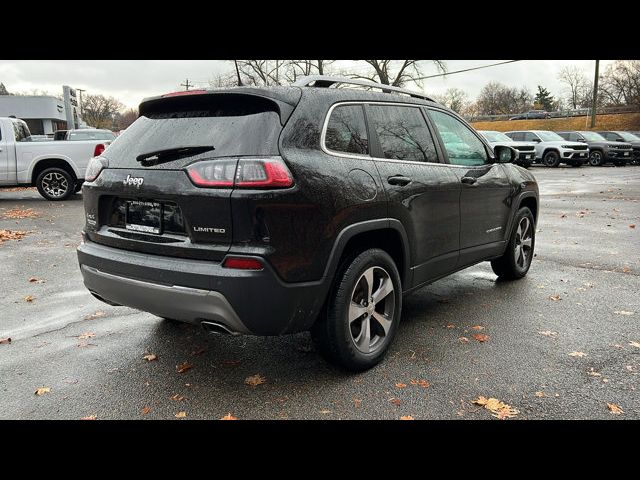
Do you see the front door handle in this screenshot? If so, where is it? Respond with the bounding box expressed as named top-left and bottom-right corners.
top-left (387, 175), bottom-right (412, 186)
top-left (461, 176), bottom-right (477, 185)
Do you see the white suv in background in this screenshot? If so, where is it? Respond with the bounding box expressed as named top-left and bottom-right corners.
top-left (505, 130), bottom-right (589, 167)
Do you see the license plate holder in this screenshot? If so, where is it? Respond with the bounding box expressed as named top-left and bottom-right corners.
top-left (126, 200), bottom-right (162, 234)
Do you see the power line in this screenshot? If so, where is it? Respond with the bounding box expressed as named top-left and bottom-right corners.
top-left (414, 60), bottom-right (521, 81)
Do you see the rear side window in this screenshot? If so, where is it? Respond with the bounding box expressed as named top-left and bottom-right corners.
top-left (324, 105), bottom-right (368, 155)
top-left (367, 105), bottom-right (438, 162)
top-left (103, 94), bottom-right (283, 169)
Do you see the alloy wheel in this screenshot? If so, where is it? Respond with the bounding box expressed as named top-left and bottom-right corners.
top-left (514, 217), bottom-right (533, 269)
top-left (41, 172), bottom-right (69, 198)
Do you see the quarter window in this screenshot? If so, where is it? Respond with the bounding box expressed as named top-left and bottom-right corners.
top-left (367, 105), bottom-right (438, 162)
top-left (325, 105), bottom-right (369, 155)
top-left (428, 110), bottom-right (488, 166)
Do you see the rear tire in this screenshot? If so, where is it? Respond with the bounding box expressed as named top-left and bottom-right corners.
top-left (542, 151), bottom-right (560, 167)
top-left (312, 248), bottom-right (402, 372)
top-left (36, 167), bottom-right (74, 201)
top-left (491, 207), bottom-right (535, 280)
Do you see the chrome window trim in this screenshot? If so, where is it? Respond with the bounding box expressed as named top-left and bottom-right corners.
top-left (320, 101), bottom-right (444, 166)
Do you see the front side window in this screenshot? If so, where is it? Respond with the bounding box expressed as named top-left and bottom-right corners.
top-left (523, 132), bottom-right (539, 142)
top-left (367, 105), bottom-right (437, 162)
top-left (324, 105), bottom-right (369, 155)
top-left (428, 109), bottom-right (487, 166)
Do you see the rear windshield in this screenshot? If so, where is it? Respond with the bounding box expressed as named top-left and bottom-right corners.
top-left (104, 95), bottom-right (282, 169)
top-left (68, 131), bottom-right (116, 141)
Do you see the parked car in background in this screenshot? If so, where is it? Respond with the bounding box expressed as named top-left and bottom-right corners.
top-left (53, 129), bottom-right (116, 143)
top-left (505, 130), bottom-right (588, 167)
top-left (509, 110), bottom-right (551, 120)
top-left (478, 130), bottom-right (536, 168)
top-left (0, 117), bottom-right (109, 200)
top-left (596, 131), bottom-right (640, 165)
top-left (76, 76), bottom-right (538, 371)
top-left (556, 131), bottom-right (632, 166)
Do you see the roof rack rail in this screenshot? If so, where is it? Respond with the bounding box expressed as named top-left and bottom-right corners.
top-left (292, 75), bottom-right (434, 102)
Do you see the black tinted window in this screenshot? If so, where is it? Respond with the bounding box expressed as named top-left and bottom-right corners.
top-left (367, 105), bottom-right (437, 162)
top-left (324, 105), bottom-right (368, 155)
top-left (507, 132), bottom-right (522, 141)
top-left (557, 132), bottom-right (570, 140)
top-left (523, 132), bottom-right (538, 142)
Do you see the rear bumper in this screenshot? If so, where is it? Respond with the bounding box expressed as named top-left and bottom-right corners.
top-left (77, 239), bottom-right (328, 335)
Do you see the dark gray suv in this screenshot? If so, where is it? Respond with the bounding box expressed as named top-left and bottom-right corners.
top-left (77, 76), bottom-right (539, 371)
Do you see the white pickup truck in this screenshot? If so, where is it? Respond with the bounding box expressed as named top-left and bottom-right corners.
top-left (0, 117), bottom-right (110, 200)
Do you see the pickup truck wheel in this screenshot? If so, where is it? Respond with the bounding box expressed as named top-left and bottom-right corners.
top-left (491, 207), bottom-right (535, 280)
top-left (589, 151), bottom-right (603, 166)
top-left (542, 151), bottom-right (560, 167)
top-left (36, 168), bottom-right (74, 201)
top-left (312, 248), bottom-right (402, 372)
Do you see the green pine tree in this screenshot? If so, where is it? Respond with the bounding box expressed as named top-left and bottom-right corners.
top-left (533, 85), bottom-right (555, 111)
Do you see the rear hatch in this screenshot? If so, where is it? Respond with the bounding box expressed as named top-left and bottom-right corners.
top-left (83, 89), bottom-right (300, 261)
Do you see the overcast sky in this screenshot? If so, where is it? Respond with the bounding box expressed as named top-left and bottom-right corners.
top-left (0, 60), bottom-right (614, 109)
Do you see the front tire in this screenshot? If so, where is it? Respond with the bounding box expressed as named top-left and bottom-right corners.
top-left (36, 167), bottom-right (74, 201)
top-left (543, 151), bottom-right (560, 167)
top-left (491, 207), bottom-right (535, 280)
top-left (312, 248), bottom-right (402, 372)
top-left (589, 151), bottom-right (603, 166)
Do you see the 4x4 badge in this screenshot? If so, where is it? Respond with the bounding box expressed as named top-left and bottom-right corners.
top-left (123, 174), bottom-right (144, 187)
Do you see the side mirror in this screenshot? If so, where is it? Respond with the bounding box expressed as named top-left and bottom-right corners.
top-left (494, 145), bottom-right (518, 163)
top-left (531, 138), bottom-right (541, 143)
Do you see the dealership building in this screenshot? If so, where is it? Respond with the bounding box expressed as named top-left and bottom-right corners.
top-left (0, 95), bottom-right (68, 134)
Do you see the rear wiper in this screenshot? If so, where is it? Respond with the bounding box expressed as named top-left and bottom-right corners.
top-left (136, 146), bottom-right (215, 166)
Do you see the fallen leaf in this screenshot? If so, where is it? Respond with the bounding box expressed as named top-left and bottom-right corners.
top-left (607, 403), bottom-right (623, 415)
top-left (626, 365), bottom-right (635, 372)
top-left (1, 208), bottom-right (40, 219)
top-left (395, 383), bottom-right (407, 389)
top-left (446, 324), bottom-right (455, 329)
top-left (170, 394), bottom-right (185, 402)
top-left (410, 379), bottom-right (430, 389)
top-left (0, 229), bottom-right (29, 245)
top-left (34, 387), bottom-right (51, 396)
top-left (77, 342), bottom-right (97, 348)
top-left (191, 347), bottom-right (207, 356)
top-left (244, 374), bottom-right (266, 386)
top-left (560, 214), bottom-right (567, 218)
top-left (458, 337), bottom-right (469, 344)
top-left (536, 284), bottom-right (546, 289)
top-left (354, 398), bottom-right (362, 408)
top-left (28, 277), bottom-right (39, 283)
top-left (222, 359), bottom-right (241, 366)
top-left (473, 334), bottom-right (490, 343)
top-left (538, 331), bottom-right (558, 337)
top-left (175, 411), bottom-right (187, 418)
top-left (613, 310), bottom-right (634, 316)
top-left (549, 295), bottom-right (562, 301)
top-left (77, 332), bottom-right (95, 340)
top-left (84, 311), bottom-right (106, 320)
top-left (319, 410), bottom-right (332, 414)
top-left (622, 266), bottom-right (631, 273)
top-left (630, 224), bottom-right (636, 229)
top-left (629, 341), bottom-right (640, 349)
top-left (176, 361), bottom-right (193, 373)
top-left (399, 415), bottom-right (414, 420)
top-left (24, 295), bottom-right (34, 302)
top-left (534, 391), bottom-right (546, 398)
top-left (143, 354), bottom-right (157, 362)
top-left (81, 415), bottom-right (97, 420)
top-left (390, 398), bottom-right (401, 406)
top-left (587, 368), bottom-right (602, 377)
top-left (0, 337), bottom-right (11, 344)
top-left (220, 413), bottom-right (238, 420)
top-left (473, 396), bottom-right (519, 419)
top-left (569, 351), bottom-right (587, 357)
top-left (471, 325), bottom-right (484, 331)
top-left (142, 406), bottom-right (151, 415)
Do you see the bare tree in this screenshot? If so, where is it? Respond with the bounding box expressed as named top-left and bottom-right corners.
top-left (350, 60), bottom-right (446, 87)
top-left (599, 60), bottom-right (640, 106)
top-left (285, 60), bottom-right (335, 83)
top-left (434, 88), bottom-right (469, 113)
top-left (234, 60), bottom-right (289, 86)
top-left (557, 66), bottom-right (591, 109)
top-left (81, 94), bottom-right (125, 129)
top-left (475, 81), bottom-right (532, 115)
top-left (209, 71), bottom-right (239, 88)
top-left (114, 108), bottom-right (138, 131)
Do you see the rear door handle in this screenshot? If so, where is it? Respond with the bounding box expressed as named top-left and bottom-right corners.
top-left (387, 175), bottom-right (412, 186)
top-left (461, 176), bottom-right (477, 185)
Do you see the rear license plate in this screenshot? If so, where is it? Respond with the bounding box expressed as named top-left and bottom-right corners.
top-left (126, 200), bottom-right (161, 234)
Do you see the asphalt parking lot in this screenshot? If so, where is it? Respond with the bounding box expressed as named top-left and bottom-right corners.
top-left (1, 165), bottom-right (639, 420)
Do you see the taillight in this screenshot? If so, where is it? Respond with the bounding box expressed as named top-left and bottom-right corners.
top-left (85, 156), bottom-right (108, 182)
top-left (186, 157), bottom-right (293, 189)
top-left (94, 144), bottom-right (106, 156)
top-left (222, 257), bottom-right (264, 270)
